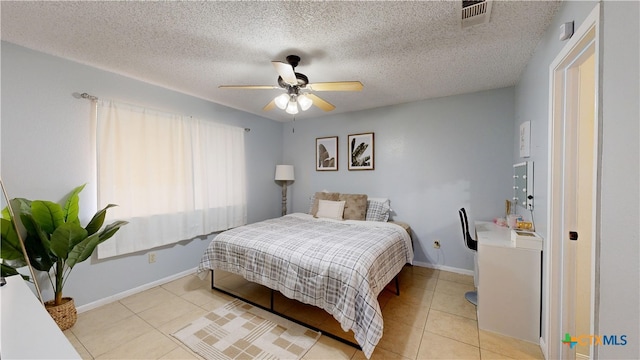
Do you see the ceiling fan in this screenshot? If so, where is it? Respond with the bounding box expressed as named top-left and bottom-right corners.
top-left (219, 55), bottom-right (363, 115)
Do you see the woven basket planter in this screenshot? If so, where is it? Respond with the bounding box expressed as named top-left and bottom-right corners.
top-left (45, 297), bottom-right (77, 331)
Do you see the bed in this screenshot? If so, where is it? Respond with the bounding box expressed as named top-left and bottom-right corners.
top-left (197, 197), bottom-right (413, 358)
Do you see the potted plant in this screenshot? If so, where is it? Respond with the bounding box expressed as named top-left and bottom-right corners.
top-left (0, 184), bottom-right (127, 330)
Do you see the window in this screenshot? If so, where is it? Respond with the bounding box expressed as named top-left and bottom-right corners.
top-left (96, 101), bottom-right (246, 258)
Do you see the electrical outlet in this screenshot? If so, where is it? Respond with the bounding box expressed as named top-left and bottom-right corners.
top-left (148, 252), bottom-right (156, 263)
top-left (433, 240), bottom-right (441, 249)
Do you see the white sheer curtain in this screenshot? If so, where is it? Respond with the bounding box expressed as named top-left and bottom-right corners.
top-left (96, 100), bottom-right (247, 258)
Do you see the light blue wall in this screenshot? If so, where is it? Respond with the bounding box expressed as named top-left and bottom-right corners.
top-left (1, 40), bottom-right (515, 307)
top-left (514, 0), bottom-right (598, 347)
top-left (514, 0), bottom-right (598, 237)
top-left (598, 1), bottom-right (639, 358)
top-left (283, 88), bottom-right (515, 270)
top-left (0, 42), bottom-right (284, 306)
top-left (514, 0), bottom-right (639, 357)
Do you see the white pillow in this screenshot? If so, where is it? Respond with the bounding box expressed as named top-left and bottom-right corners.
top-left (315, 200), bottom-right (346, 220)
top-left (307, 190), bottom-right (336, 214)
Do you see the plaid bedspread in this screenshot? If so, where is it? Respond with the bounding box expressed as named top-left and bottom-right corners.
top-left (197, 213), bottom-right (413, 358)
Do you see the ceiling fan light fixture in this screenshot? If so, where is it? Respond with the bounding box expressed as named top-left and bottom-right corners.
top-left (219, 55), bottom-right (363, 115)
top-left (297, 94), bottom-right (313, 111)
top-left (285, 99), bottom-right (299, 115)
top-left (274, 93), bottom-right (289, 109)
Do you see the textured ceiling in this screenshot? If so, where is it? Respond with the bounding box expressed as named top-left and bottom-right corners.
top-left (0, 1), bottom-right (561, 122)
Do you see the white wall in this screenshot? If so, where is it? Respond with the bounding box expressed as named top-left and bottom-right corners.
top-left (0, 42), bottom-right (284, 307)
top-left (282, 88), bottom-right (515, 271)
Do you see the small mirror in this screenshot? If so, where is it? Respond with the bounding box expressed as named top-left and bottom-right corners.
top-left (513, 161), bottom-right (534, 210)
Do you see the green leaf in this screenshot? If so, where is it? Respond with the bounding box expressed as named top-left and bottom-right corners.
top-left (97, 220), bottom-right (128, 243)
top-left (0, 218), bottom-right (26, 261)
top-left (2, 198), bottom-right (27, 220)
top-left (63, 184), bottom-right (86, 225)
top-left (85, 204), bottom-right (117, 236)
top-left (0, 263), bottom-right (27, 280)
top-left (50, 223), bottom-right (87, 261)
top-left (31, 200), bottom-right (64, 235)
top-left (20, 212), bottom-right (51, 254)
top-left (13, 198), bottom-right (32, 214)
top-left (66, 233), bottom-right (100, 268)
top-left (67, 220), bottom-right (127, 268)
top-left (24, 233), bottom-right (55, 272)
top-left (1, 255), bottom-right (27, 271)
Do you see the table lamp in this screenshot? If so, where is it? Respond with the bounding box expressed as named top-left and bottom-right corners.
top-left (275, 165), bottom-right (295, 216)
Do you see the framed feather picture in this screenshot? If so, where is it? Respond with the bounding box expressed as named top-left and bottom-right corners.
top-left (316, 136), bottom-right (338, 171)
top-left (348, 132), bottom-right (374, 170)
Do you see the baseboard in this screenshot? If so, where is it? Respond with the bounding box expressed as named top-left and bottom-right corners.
top-left (76, 267), bottom-right (198, 313)
top-left (412, 260), bottom-right (475, 277)
top-left (540, 337), bottom-right (548, 359)
top-left (77, 263), bottom-right (473, 313)
top-left (576, 352), bottom-right (590, 360)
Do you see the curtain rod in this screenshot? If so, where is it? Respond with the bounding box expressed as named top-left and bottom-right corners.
top-left (74, 92), bottom-right (250, 132)
top-left (73, 92), bottom-right (98, 101)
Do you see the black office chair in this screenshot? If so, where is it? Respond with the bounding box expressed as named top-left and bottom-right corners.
top-left (459, 208), bottom-right (477, 251)
top-left (459, 208), bottom-right (478, 305)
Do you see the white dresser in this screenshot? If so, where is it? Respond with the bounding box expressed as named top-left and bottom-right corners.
top-left (1, 275), bottom-right (81, 359)
top-left (474, 221), bottom-right (542, 343)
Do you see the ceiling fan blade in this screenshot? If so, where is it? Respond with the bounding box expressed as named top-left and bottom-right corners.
top-left (307, 94), bottom-right (336, 112)
top-left (219, 85), bottom-right (280, 90)
top-left (307, 81), bottom-right (363, 92)
top-left (263, 99), bottom-right (276, 111)
top-left (272, 61), bottom-right (297, 85)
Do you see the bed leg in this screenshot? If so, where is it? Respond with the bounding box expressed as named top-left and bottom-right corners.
top-left (270, 289), bottom-right (275, 311)
top-left (210, 269), bottom-right (215, 289)
top-left (395, 276), bottom-right (400, 296)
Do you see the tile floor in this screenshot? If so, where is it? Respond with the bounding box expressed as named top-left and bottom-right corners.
top-left (64, 266), bottom-right (544, 359)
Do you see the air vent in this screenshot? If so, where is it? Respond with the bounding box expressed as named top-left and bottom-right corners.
top-left (461, 0), bottom-right (493, 28)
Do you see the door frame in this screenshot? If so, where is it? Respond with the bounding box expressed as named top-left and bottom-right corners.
top-left (546, 4), bottom-right (601, 359)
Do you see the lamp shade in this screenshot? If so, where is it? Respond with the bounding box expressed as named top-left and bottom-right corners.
top-left (297, 94), bottom-right (313, 111)
top-left (275, 165), bottom-right (295, 181)
top-left (274, 94), bottom-right (289, 110)
top-left (285, 99), bottom-right (299, 115)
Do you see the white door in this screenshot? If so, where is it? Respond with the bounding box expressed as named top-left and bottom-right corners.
top-left (573, 51), bottom-right (595, 360)
top-left (547, 5), bottom-right (600, 360)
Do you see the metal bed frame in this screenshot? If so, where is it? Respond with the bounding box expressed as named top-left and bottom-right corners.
top-left (209, 269), bottom-right (401, 350)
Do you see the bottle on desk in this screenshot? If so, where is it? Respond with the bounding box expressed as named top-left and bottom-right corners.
top-left (516, 220), bottom-right (534, 230)
top-left (507, 214), bottom-right (522, 228)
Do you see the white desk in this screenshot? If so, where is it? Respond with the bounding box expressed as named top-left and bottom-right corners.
top-left (475, 221), bottom-right (542, 343)
top-left (1, 275), bottom-right (81, 359)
